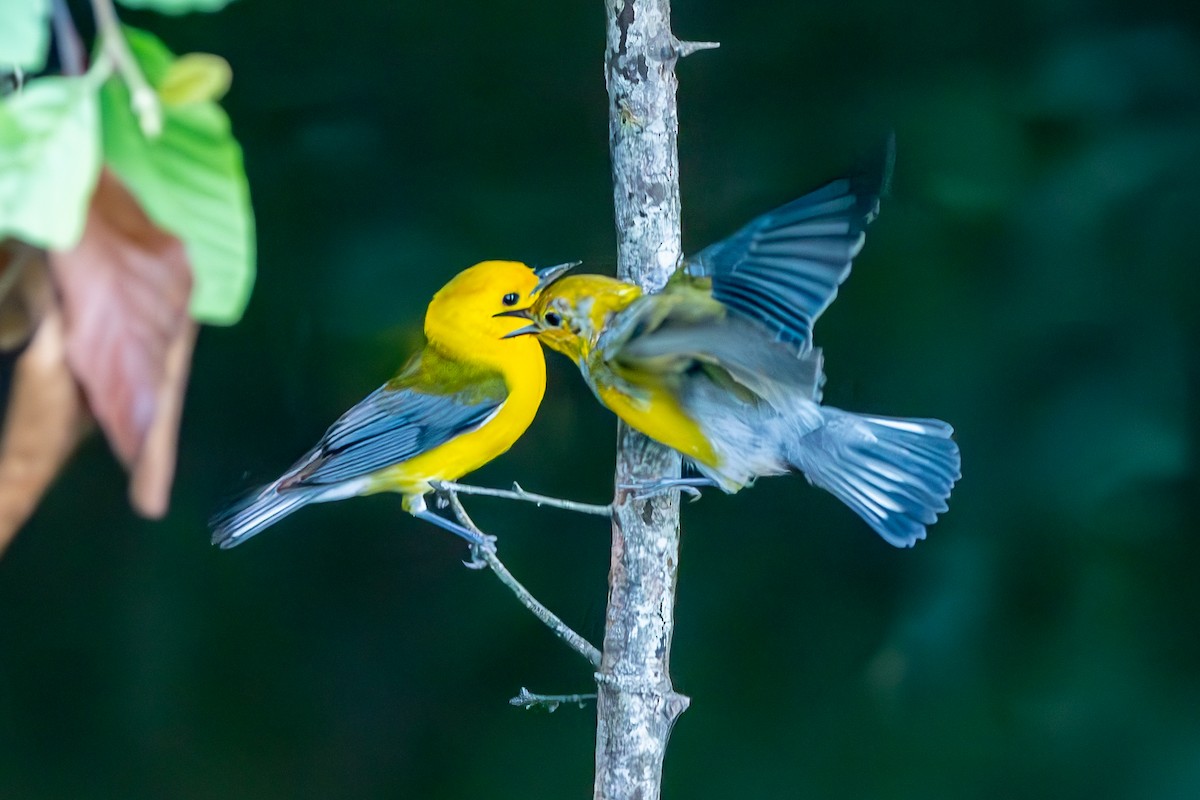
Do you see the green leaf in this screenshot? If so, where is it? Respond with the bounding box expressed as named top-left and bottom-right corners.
top-left (0, 0), bottom-right (51, 72)
top-left (160, 53), bottom-right (232, 106)
top-left (117, 0), bottom-right (235, 14)
top-left (100, 28), bottom-right (255, 325)
top-left (0, 76), bottom-right (101, 250)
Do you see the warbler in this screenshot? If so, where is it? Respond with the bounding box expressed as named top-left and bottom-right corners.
top-left (507, 166), bottom-right (961, 547)
top-left (210, 260), bottom-right (574, 553)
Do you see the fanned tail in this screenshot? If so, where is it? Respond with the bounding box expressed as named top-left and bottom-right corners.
top-left (789, 409), bottom-right (961, 547)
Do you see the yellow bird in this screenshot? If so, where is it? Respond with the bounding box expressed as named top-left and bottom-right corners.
top-left (210, 260), bottom-right (574, 554)
top-left (509, 165), bottom-right (961, 547)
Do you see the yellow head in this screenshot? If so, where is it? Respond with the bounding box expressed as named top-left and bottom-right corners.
top-left (424, 260), bottom-right (572, 364)
top-left (517, 274), bottom-right (643, 363)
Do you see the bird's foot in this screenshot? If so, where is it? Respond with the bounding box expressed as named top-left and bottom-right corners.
top-left (463, 533), bottom-right (498, 570)
top-left (409, 498), bottom-right (498, 568)
top-left (618, 477), bottom-right (715, 502)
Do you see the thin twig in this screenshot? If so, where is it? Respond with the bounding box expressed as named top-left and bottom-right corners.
top-left (442, 490), bottom-right (602, 669)
top-left (509, 686), bottom-right (597, 711)
top-left (433, 480), bottom-right (611, 516)
top-left (674, 39), bottom-right (721, 58)
top-left (89, 0), bottom-right (162, 137)
top-left (52, 0), bottom-right (86, 77)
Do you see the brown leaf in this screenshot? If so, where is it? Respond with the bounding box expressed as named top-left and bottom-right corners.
top-left (0, 307), bottom-right (90, 554)
top-left (130, 318), bottom-right (197, 518)
top-left (48, 169), bottom-right (195, 518)
top-left (0, 240), bottom-right (52, 352)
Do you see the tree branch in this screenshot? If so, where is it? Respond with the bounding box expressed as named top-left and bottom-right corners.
top-left (595, 1), bottom-right (699, 797)
top-left (433, 480), bottom-right (612, 516)
top-left (441, 489), bottom-right (602, 669)
top-left (509, 687), bottom-right (597, 711)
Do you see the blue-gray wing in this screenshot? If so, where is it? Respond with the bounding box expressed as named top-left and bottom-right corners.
top-left (282, 385), bottom-right (505, 488)
top-left (611, 299), bottom-right (827, 408)
top-left (684, 139), bottom-right (893, 355)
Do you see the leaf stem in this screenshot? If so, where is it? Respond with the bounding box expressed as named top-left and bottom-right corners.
top-left (441, 489), bottom-right (602, 669)
top-left (52, 0), bottom-right (86, 77)
top-left (89, 0), bottom-right (162, 137)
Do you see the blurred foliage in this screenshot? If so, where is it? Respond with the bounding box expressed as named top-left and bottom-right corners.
top-left (0, 0), bottom-right (52, 73)
top-left (100, 26), bottom-right (255, 324)
top-left (0, 0), bottom-right (254, 541)
top-left (1, 0), bottom-right (1198, 798)
top-left (0, 75), bottom-right (100, 250)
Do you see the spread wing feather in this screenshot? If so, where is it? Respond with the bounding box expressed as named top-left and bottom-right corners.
top-left (684, 138), bottom-right (893, 354)
top-left (610, 297), bottom-right (825, 406)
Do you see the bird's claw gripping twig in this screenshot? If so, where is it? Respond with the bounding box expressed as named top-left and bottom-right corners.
top-left (618, 477), bottom-right (711, 502)
top-left (463, 533), bottom-right (498, 570)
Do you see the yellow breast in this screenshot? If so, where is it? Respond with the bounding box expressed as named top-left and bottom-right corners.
top-left (369, 342), bottom-right (547, 496)
top-left (595, 382), bottom-right (718, 467)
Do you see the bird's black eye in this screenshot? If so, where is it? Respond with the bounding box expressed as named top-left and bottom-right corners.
top-left (544, 311), bottom-right (562, 327)
top-left (502, 292), bottom-right (520, 306)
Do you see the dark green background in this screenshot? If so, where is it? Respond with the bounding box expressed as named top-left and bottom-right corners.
top-left (3, 0), bottom-right (1198, 797)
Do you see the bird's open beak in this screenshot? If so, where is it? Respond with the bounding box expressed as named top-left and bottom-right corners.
top-left (495, 307), bottom-right (540, 338)
top-left (494, 262), bottom-right (577, 339)
top-left (531, 261), bottom-right (579, 296)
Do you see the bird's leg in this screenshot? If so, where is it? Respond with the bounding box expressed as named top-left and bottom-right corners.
top-left (431, 480), bottom-right (612, 516)
top-left (618, 476), bottom-right (717, 501)
top-left (407, 494), bottom-right (497, 569)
